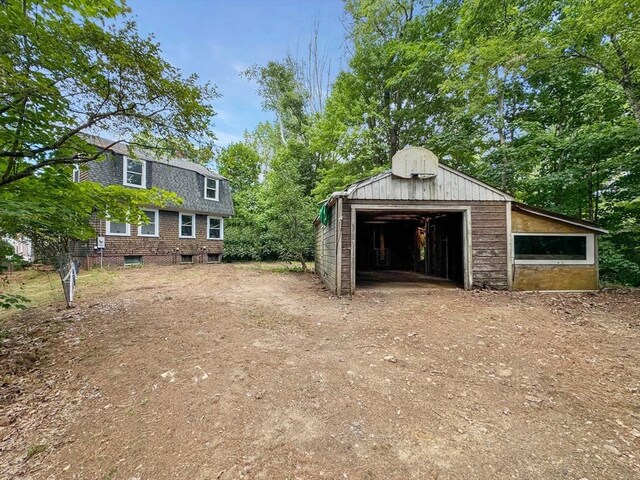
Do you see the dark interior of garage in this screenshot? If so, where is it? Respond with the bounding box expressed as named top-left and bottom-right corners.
top-left (355, 211), bottom-right (464, 287)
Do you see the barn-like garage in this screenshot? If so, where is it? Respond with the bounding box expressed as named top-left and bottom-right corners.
top-left (314, 147), bottom-right (606, 295)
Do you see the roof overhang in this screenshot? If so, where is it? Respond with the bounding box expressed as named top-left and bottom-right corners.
top-left (512, 203), bottom-right (608, 234)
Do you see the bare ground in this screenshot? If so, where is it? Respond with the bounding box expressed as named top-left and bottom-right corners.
top-left (1, 264), bottom-right (639, 480)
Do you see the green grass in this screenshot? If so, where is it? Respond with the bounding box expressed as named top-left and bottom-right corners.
top-left (0, 268), bottom-right (119, 321)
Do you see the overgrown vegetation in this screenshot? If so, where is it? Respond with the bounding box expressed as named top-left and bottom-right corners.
top-left (224, 0), bottom-right (640, 285)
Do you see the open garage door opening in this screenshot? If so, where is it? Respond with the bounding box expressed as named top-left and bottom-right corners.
top-left (355, 210), bottom-right (465, 289)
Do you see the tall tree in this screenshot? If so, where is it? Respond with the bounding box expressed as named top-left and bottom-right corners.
top-left (0, 0), bottom-right (217, 187)
top-left (0, 0), bottom-right (217, 280)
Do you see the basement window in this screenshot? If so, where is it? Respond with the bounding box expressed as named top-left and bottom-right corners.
top-left (514, 234), bottom-right (594, 265)
top-left (180, 254), bottom-right (193, 264)
top-left (207, 253), bottom-right (221, 263)
top-left (124, 255), bottom-right (142, 266)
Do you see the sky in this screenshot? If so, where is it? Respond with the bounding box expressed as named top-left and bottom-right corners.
top-left (126, 0), bottom-right (348, 147)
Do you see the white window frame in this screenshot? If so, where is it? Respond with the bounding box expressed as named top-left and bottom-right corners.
top-left (513, 233), bottom-right (595, 265)
top-left (179, 212), bottom-right (196, 239)
top-left (72, 164), bottom-right (81, 182)
top-left (207, 216), bottom-right (224, 240)
top-left (106, 218), bottom-right (130, 236)
top-left (138, 209), bottom-right (159, 237)
top-left (123, 156), bottom-right (147, 188)
top-left (204, 177), bottom-right (219, 201)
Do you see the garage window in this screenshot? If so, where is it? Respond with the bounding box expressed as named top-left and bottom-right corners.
top-left (514, 234), bottom-right (594, 264)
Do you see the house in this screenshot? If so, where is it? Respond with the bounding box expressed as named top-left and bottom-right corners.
top-left (3, 235), bottom-right (33, 262)
top-left (314, 147), bottom-right (607, 294)
top-left (72, 135), bottom-right (234, 267)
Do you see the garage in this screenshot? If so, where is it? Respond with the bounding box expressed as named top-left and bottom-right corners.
top-left (355, 209), bottom-right (465, 289)
top-left (314, 147), bottom-right (607, 295)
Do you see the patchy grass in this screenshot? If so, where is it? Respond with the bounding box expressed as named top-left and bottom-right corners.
top-left (0, 268), bottom-right (119, 321)
top-left (231, 261), bottom-right (315, 273)
top-left (25, 444), bottom-right (47, 461)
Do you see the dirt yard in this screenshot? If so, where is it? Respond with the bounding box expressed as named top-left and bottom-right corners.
top-left (1, 264), bottom-right (639, 480)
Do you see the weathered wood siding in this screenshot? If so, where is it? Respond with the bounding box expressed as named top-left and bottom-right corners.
top-left (470, 202), bottom-right (509, 289)
top-left (512, 210), bottom-right (599, 291)
top-left (340, 201), bottom-right (352, 295)
top-left (347, 167), bottom-right (511, 202)
top-left (314, 203), bottom-right (338, 294)
top-left (341, 200), bottom-right (509, 292)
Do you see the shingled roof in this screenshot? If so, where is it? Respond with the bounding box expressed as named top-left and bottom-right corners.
top-left (83, 134), bottom-right (225, 180)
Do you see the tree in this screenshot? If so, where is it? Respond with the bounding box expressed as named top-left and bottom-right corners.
top-left (0, 0), bottom-right (218, 306)
top-left (0, 0), bottom-right (218, 187)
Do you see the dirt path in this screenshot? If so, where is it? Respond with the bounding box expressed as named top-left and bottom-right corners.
top-left (1, 264), bottom-right (639, 479)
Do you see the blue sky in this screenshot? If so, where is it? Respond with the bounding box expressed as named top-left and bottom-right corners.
top-left (127, 0), bottom-right (347, 147)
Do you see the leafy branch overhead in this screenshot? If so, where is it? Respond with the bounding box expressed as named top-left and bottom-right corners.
top-left (0, 0), bottom-right (218, 187)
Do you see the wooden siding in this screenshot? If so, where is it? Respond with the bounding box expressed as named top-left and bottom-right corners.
top-left (512, 210), bottom-right (594, 233)
top-left (514, 265), bottom-right (598, 291)
top-left (340, 201), bottom-right (352, 295)
top-left (314, 203), bottom-right (338, 294)
top-left (347, 166), bottom-right (511, 202)
top-left (341, 200), bottom-right (509, 292)
top-left (511, 210), bottom-right (599, 291)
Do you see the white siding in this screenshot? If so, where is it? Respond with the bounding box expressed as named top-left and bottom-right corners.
top-left (347, 165), bottom-right (512, 202)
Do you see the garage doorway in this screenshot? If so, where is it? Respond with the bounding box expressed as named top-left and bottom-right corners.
top-left (353, 208), bottom-right (470, 290)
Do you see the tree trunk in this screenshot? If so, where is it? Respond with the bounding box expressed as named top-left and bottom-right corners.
top-left (299, 254), bottom-right (308, 272)
top-left (611, 35), bottom-right (640, 124)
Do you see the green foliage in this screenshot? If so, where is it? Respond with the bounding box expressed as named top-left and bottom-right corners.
top-left (0, 0), bottom-right (217, 187)
top-left (304, 0), bottom-right (640, 285)
top-left (0, 292), bottom-right (30, 310)
top-left (217, 143), bottom-right (262, 192)
top-left (0, 0), bottom-right (213, 307)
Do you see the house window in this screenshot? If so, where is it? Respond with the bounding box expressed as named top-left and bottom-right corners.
top-left (124, 255), bottom-right (142, 266)
top-left (180, 254), bottom-right (193, 264)
top-left (138, 209), bottom-right (159, 237)
top-left (207, 253), bottom-right (222, 263)
top-left (513, 234), bottom-right (594, 265)
top-left (179, 213), bottom-right (196, 238)
top-left (106, 219), bottom-right (130, 236)
top-left (207, 217), bottom-right (223, 240)
top-left (204, 178), bottom-right (219, 200)
top-left (123, 156), bottom-right (146, 188)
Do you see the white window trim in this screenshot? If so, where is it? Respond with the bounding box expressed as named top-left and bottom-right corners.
top-left (72, 164), bottom-right (80, 182)
top-left (138, 209), bottom-right (159, 237)
top-left (123, 156), bottom-right (147, 189)
top-left (204, 177), bottom-right (219, 201)
top-left (207, 216), bottom-right (224, 240)
top-left (513, 233), bottom-right (595, 265)
top-left (106, 219), bottom-right (130, 236)
top-left (179, 212), bottom-right (196, 239)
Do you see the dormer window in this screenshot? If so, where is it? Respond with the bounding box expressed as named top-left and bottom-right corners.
top-left (123, 156), bottom-right (146, 188)
top-left (204, 177), bottom-right (219, 201)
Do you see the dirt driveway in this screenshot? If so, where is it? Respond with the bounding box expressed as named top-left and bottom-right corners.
top-left (1, 264), bottom-right (639, 479)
